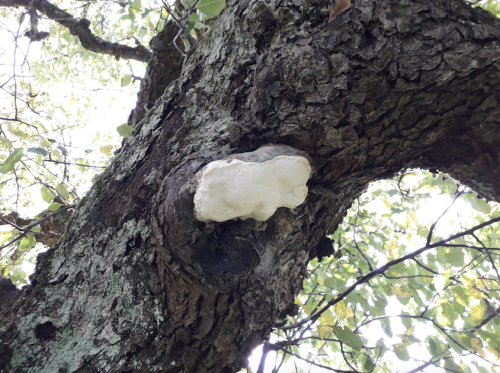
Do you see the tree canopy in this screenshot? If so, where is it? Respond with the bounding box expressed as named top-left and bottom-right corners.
top-left (2, 0), bottom-right (500, 372)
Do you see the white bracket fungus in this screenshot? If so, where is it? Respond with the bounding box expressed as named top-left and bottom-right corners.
top-left (193, 146), bottom-right (312, 222)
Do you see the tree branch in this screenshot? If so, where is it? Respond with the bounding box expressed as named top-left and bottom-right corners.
top-left (0, 0), bottom-right (152, 62)
top-left (281, 216), bottom-right (500, 330)
top-left (0, 204), bottom-right (75, 250)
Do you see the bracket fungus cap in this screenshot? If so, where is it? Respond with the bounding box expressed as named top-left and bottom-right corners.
top-left (193, 145), bottom-right (312, 222)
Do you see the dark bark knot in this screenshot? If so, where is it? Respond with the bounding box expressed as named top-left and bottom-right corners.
top-left (248, 2), bottom-right (277, 51)
top-left (35, 321), bottom-right (58, 341)
top-left (155, 145), bottom-right (312, 277)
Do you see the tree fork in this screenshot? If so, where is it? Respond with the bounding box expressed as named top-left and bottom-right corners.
top-left (2, 0), bottom-right (500, 372)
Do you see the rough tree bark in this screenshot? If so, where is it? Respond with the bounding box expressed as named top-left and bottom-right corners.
top-left (2, 0), bottom-right (500, 372)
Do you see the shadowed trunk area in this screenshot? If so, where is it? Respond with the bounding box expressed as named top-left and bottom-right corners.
top-left (3, 0), bottom-right (500, 372)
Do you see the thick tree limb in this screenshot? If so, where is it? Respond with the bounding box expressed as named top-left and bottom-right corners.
top-left (127, 20), bottom-right (183, 127)
top-left (0, 205), bottom-right (74, 248)
top-left (0, 0), bottom-right (152, 62)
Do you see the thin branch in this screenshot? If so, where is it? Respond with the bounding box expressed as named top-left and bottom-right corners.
top-left (257, 343), bottom-right (270, 373)
top-left (277, 346), bottom-right (360, 373)
top-left (0, 204), bottom-right (75, 251)
top-left (0, 217), bottom-right (23, 230)
top-left (42, 159), bottom-right (106, 169)
top-left (352, 199), bottom-right (374, 271)
top-left (0, 0), bottom-right (152, 62)
top-left (426, 189), bottom-right (464, 246)
top-left (281, 216), bottom-right (500, 330)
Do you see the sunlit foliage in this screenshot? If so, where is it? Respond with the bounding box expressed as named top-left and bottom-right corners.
top-left (263, 171), bottom-right (500, 373)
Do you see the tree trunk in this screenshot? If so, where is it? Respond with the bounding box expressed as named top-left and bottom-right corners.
top-left (3, 0), bottom-right (500, 372)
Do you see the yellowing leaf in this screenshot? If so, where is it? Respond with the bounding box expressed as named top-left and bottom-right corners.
top-left (404, 325), bottom-right (415, 336)
top-left (7, 124), bottom-right (30, 140)
top-left (388, 240), bottom-right (400, 259)
top-left (52, 149), bottom-right (63, 161)
top-left (317, 274), bottom-right (324, 287)
top-left (294, 297), bottom-right (312, 315)
top-left (468, 285), bottom-right (484, 300)
top-left (334, 300), bottom-right (354, 321)
top-left (121, 74), bottom-right (132, 87)
top-left (319, 312), bottom-right (336, 326)
top-left (486, 345), bottom-right (500, 358)
top-left (406, 210), bottom-right (419, 229)
top-left (100, 145), bottom-right (113, 155)
top-left (436, 303), bottom-right (454, 326)
top-left (317, 325), bottom-right (332, 339)
top-left (303, 305), bottom-right (312, 315)
top-left (471, 304), bottom-right (485, 323)
top-left (471, 338), bottom-right (486, 358)
top-left (390, 284), bottom-right (413, 298)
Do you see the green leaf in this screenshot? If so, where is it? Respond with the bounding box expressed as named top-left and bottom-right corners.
top-left (57, 145), bottom-right (68, 156)
top-left (333, 326), bottom-right (363, 351)
top-left (451, 286), bottom-right (470, 308)
top-left (117, 124), bottom-right (134, 138)
top-left (445, 247), bottom-right (464, 267)
top-left (19, 234), bottom-right (36, 251)
top-left (56, 183), bottom-right (70, 200)
top-left (189, 13), bottom-right (200, 23)
top-left (472, 361), bottom-right (491, 373)
top-left (469, 197), bottom-right (491, 214)
top-left (27, 147), bottom-right (48, 156)
top-left (381, 317), bottom-right (393, 338)
top-left (121, 74), bottom-right (132, 87)
top-left (183, 21), bottom-right (196, 36)
top-left (444, 359), bottom-right (464, 373)
top-left (445, 335), bottom-right (464, 354)
top-left (48, 202), bottom-right (62, 211)
top-left (0, 136), bottom-right (12, 150)
top-left (427, 336), bottom-right (446, 356)
top-left (41, 186), bottom-right (55, 203)
top-left (30, 225), bottom-right (41, 233)
top-left (476, 330), bottom-right (500, 349)
top-left (195, 0), bottom-right (226, 18)
top-left (363, 357), bottom-right (375, 371)
top-left (393, 343), bottom-right (410, 361)
top-left (401, 312), bottom-right (413, 329)
top-left (0, 148), bottom-right (23, 174)
top-left (436, 302), bottom-right (455, 326)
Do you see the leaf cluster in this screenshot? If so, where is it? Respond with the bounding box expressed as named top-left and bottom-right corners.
top-left (263, 171), bottom-right (500, 373)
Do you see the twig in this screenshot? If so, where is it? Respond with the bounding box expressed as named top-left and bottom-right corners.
top-left (281, 216), bottom-right (500, 330)
top-left (42, 159), bottom-right (106, 169)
